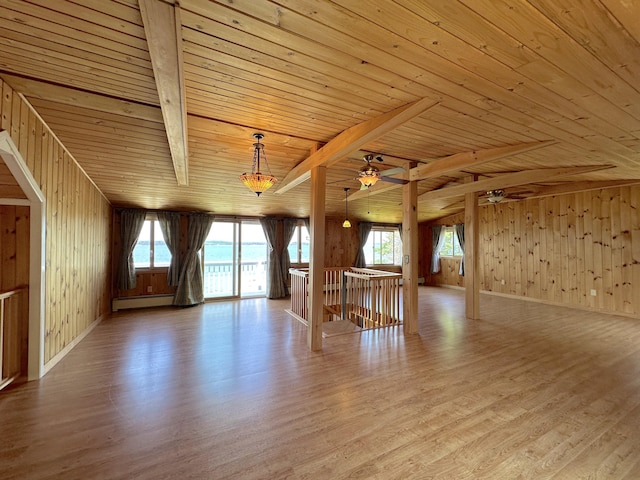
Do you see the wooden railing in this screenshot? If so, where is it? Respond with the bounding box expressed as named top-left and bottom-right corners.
top-left (1, 287), bottom-right (27, 390)
top-left (344, 268), bottom-right (402, 328)
top-left (288, 267), bottom-right (402, 330)
top-left (289, 268), bottom-right (309, 321)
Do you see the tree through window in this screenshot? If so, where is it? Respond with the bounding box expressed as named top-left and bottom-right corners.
top-left (364, 226), bottom-right (402, 266)
top-left (438, 226), bottom-right (463, 257)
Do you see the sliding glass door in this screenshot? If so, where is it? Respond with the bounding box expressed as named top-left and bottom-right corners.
top-left (202, 220), bottom-right (268, 299)
top-left (239, 222), bottom-right (268, 297)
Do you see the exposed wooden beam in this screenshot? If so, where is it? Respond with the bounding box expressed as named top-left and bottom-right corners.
top-left (0, 74), bottom-right (163, 122)
top-left (418, 165), bottom-right (612, 202)
top-left (347, 140), bottom-right (556, 202)
top-left (442, 179), bottom-right (640, 211)
top-left (140, 0), bottom-right (189, 186)
top-left (525, 179), bottom-right (640, 199)
top-left (275, 98), bottom-right (438, 194)
top-left (410, 141), bottom-right (556, 182)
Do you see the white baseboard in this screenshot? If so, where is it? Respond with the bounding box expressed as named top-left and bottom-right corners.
top-left (112, 294), bottom-right (174, 311)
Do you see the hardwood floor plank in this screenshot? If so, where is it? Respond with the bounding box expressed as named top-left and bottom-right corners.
top-left (1, 289), bottom-right (640, 479)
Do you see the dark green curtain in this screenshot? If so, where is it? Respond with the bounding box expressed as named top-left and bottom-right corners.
top-left (174, 213), bottom-right (214, 306)
top-left (116, 208), bottom-right (146, 290)
top-left (260, 217), bottom-right (287, 299)
top-left (157, 211), bottom-right (181, 286)
top-left (354, 221), bottom-right (372, 268)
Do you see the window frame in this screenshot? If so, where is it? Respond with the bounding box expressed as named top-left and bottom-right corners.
top-left (132, 215), bottom-right (171, 271)
top-left (364, 226), bottom-right (403, 266)
top-left (287, 223), bottom-right (310, 265)
top-left (438, 226), bottom-right (464, 258)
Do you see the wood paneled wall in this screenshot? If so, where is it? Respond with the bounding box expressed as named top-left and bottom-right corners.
top-left (1, 79), bottom-right (112, 365)
top-left (0, 205), bottom-right (29, 290)
top-left (0, 205), bottom-right (30, 376)
top-left (324, 218), bottom-right (359, 268)
top-left (426, 187), bottom-right (640, 317)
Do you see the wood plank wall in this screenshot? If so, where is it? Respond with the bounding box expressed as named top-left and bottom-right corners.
top-left (324, 218), bottom-right (359, 268)
top-left (0, 205), bottom-right (30, 374)
top-left (0, 205), bottom-right (29, 291)
top-left (1, 78), bottom-right (112, 365)
top-left (426, 187), bottom-right (640, 317)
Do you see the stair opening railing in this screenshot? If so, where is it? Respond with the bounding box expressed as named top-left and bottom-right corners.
top-left (343, 268), bottom-right (402, 328)
top-left (288, 267), bottom-right (401, 330)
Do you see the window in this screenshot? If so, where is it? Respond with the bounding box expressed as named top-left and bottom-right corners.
top-left (439, 226), bottom-right (463, 257)
top-left (364, 227), bottom-right (402, 266)
top-left (287, 224), bottom-right (310, 264)
top-left (132, 218), bottom-right (171, 269)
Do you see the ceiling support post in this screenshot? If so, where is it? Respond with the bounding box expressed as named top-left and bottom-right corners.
top-left (308, 165), bottom-right (326, 351)
top-left (464, 176), bottom-right (480, 319)
top-left (402, 170), bottom-right (419, 334)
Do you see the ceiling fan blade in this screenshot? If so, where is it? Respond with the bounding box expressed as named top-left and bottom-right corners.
top-left (379, 167), bottom-right (405, 177)
top-left (380, 176), bottom-right (409, 185)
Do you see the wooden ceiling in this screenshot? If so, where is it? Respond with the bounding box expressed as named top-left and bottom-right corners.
top-left (1, 0), bottom-right (640, 223)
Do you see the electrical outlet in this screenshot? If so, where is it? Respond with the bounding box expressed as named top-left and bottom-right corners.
top-left (500, 279), bottom-right (505, 285)
top-left (590, 289), bottom-right (596, 296)
top-left (147, 286), bottom-right (153, 293)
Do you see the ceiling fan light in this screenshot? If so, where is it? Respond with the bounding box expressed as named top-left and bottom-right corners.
top-left (487, 189), bottom-right (504, 203)
top-left (358, 165), bottom-right (380, 187)
top-left (358, 175), bottom-right (379, 187)
top-left (240, 133), bottom-right (277, 196)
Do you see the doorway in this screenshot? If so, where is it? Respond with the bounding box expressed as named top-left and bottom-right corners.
top-left (202, 219), bottom-right (268, 299)
top-left (0, 131), bottom-right (45, 380)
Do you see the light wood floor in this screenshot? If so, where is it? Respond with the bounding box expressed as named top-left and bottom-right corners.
top-left (2, 287), bottom-right (640, 479)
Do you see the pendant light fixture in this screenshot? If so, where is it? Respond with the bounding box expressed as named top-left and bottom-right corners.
top-left (239, 133), bottom-right (277, 196)
top-left (342, 187), bottom-right (351, 228)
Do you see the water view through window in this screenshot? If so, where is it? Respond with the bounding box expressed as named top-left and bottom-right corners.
top-left (202, 220), bottom-right (268, 298)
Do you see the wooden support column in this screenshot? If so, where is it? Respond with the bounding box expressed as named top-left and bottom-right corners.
top-left (464, 176), bottom-right (480, 319)
top-left (308, 166), bottom-right (326, 351)
top-left (402, 173), bottom-right (418, 334)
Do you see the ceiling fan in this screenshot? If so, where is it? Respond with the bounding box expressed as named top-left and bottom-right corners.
top-left (441, 187), bottom-right (531, 210)
top-left (481, 188), bottom-right (529, 204)
top-left (343, 154), bottom-right (408, 190)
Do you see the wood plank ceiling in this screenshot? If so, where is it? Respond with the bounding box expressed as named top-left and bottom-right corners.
top-left (1, 0), bottom-right (639, 223)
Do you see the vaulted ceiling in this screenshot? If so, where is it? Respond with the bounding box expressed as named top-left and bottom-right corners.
top-left (1, 0), bottom-right (639, 223)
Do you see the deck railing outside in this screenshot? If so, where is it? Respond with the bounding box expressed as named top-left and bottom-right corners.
top-left (203, 260), bottom-right (266, 297)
